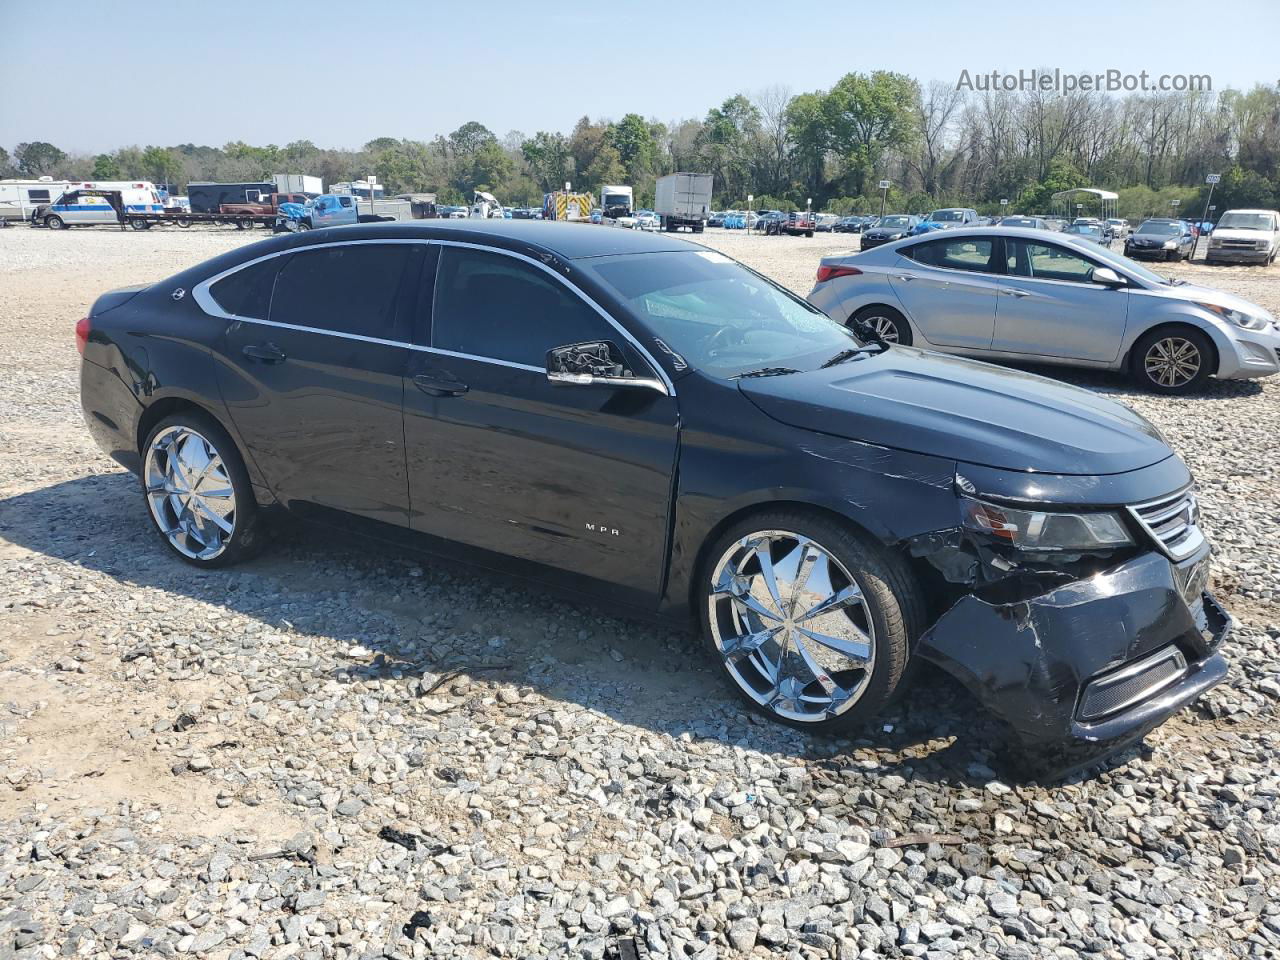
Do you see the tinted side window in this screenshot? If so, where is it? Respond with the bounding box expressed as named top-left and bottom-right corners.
top-left (271, 244), bottom-right (410, 338)
top-left (906, 237), bottom-right (998, 273)
top-left (1006, 240), bottom-right (1097, 283)
top-left (433, 248), bottom-right (610, 366)
top-left (210, 257), bottom-right (278, 318)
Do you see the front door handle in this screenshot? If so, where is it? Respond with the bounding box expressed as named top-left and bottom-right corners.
top-left (1002, 288), bottom-right (1030, 298)
top-left (895, 274), bottom-right (915, 282)
top-left (242, 342), bottom-right (286, 363)
top-left (413, 373), bottom-right (469, 397)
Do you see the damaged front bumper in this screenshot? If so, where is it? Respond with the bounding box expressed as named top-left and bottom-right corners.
top-left (915, 547), bottom-right (1230, 768)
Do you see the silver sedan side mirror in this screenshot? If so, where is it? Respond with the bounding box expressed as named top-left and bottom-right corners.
top-left (1092, 266), bottom-right (1126, 287)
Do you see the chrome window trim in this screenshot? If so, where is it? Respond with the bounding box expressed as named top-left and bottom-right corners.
top-left (190, 235), bottom-right (673, 394)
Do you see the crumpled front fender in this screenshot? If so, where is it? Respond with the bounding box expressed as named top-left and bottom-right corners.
top-left (914, 549), bottom-right (1229, 760)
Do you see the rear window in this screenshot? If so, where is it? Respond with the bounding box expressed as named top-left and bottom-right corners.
top-left (905, 237), bottom-right (998, 272)
top-left (209, 258), bottom-right (278, 318)
top-left (270, 244), bottom-right (410, 339)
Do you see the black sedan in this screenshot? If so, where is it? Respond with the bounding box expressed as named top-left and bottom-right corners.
top-left (859, 214), bottom-right (920, 249)
top-left (1125, 219), bottom-right (1196, 261)
top-left (78, 220), bottom-right (1229, 772)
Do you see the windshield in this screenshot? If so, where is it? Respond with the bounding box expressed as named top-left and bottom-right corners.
top-left (1003, 218), bottom-right (1035, 227)
top-left (584, 250), bottom-right (859, 378)
top-left (1066, 224), bottom-right (1101, 236)
top-left (604, 194), bottom-right (629, 208)
top-left (878, 216), bottom-right (912, 228)
top-left (1137, 221), bottom-right (1180, 236)
top-left (929, 209), bottom-right (964, 222)
top-left (1216, 212), bottom-right (1272, 230)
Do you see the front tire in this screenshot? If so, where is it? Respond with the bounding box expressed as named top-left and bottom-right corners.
top-left (141, 412), bottom-right (265, 567)
top-left (699, 511), bottom-right (924, 734)
top-left (849, 305), bottom-right (913, 346)
top-left (45, 214), bottom-right (65, 230)
top-left (1132, 327), bottom-right (1213, 394)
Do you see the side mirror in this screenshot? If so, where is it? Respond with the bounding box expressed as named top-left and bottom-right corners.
top-left (1092, 266), bottom-right (1125, 287)
top-left (546, 340), bottom-right (667, 395)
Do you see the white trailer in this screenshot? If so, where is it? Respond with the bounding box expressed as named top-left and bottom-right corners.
top-left (354, 197), bottom-right (413, 221)
top-left (654, 173), bottom-right (713, 233)
top-left (331, 179), bottom-right (385, 199)
top-left (273, 173), bottom-right (323, 195)
top-left (0, 177), bottom-right (73, 221)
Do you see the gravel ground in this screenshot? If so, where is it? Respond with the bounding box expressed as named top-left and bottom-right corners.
top-left (2, 223), bottom-right (1280, 960)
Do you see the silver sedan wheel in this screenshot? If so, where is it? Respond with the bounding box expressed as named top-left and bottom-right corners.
top-left (144, 426), bottom-right (237, 560)
top-left (1144, 337), bottom-right (1201, 388)
top-left (707, 530), bottom-right (876, 722)
top-left (860, 314), bottom-right (901, 343)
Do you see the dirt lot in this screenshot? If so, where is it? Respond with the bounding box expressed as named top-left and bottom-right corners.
top-left (2, 223), bottom-right (1279, 960)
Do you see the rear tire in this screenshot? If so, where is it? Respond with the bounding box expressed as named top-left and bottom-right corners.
top-left (849, 305), bottom-right (913, 346)
top-left (699, 510), bottom-right (924, 735)
top-left (141, 411), bottom-right (266, 568)
top-left (1131, 326), bottom-right (1213, 394)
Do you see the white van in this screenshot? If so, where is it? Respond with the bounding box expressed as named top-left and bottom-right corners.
top-left (0, 177), bottom-right (73, 221)
top-left (36, 181), bottom-right (165, 229)
top-left (1206, 209), bottom-right (1280, 265)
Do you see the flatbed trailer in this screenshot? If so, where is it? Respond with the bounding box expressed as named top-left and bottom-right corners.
top-left (121, 210), bottom-right (278, 230)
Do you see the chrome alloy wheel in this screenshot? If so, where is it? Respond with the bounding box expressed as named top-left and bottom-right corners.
top-left (144, 426), bottom-right (237, 560)
top-left (1144, 337), bottom-right (1201, 388)
top-left (707, 530), bottom-right (876, 722)
top-left (861, 314), bottom-right (901, 343)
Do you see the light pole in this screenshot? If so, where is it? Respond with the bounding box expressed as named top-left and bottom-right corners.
top-left (999, 198), bottom-right (1008, 222)
top-left (878, 180), bottom-right (890, 218)
top-left (747, 194), bottom-right (753, 234)
top-left (1199, 174), bottom-right (1220, 260)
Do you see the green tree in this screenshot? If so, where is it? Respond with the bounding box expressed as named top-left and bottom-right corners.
top-left (583, 144), bottom-right (625, 192)
top-left (141, 146), bottom-right (183, 186)
top-left (1014, 157), bottom-right (1086, 214)
top-left (14, 141), bottom-right (67, 176)
top-left (608, 113), bottom-right (656, 182)
top-left (364, 137), bottom-right (400, 153)
top-left (521, 131), bottom-right (573, 193)
top-left (823, 72), bottom-right (919, 196)
top-left (448, 122), bottom-right (497, 158)
top-left (0, 146), bottom-right (13, 177)
top-left (92, 154), bottom-right (121, 179)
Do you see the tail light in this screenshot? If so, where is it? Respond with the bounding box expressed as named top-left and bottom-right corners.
top-left (76, 315), bottom-right (91, 355)
top-left (816, 265), bottom-right (862, 283)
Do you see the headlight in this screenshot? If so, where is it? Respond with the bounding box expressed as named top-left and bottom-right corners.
top-left (1163, 240), bottom-right (1177, 249)
top-left (1195, 301), bottom-right (1270, 330)
top-left (960, 496), bottom-right (1133, 551)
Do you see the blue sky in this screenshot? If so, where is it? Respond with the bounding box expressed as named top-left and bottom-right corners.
top-left (3, 0), bottom-right (1278, 153)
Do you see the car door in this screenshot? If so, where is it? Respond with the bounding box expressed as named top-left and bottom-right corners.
top-left (403, 243), bottom-right (679, 600)
top-left (888, 235), bottom-right (1001, 349)
top-left (993, 238), bottom-right (1130, 362)
top-left (209, 240), bottom-right (424, 526)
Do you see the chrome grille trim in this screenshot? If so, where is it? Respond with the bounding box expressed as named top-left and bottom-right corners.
top-left (1078, 645), bottom-right (1188, 722)
top-left (1128, 486), bottom-right (1204, 561)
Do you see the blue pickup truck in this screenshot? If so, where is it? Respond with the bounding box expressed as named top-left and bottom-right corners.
top-left (275, 194), bottom-right (359, 231)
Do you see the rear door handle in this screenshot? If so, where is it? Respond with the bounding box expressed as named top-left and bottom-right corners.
top-left (242, 342), bottom-right (286, 363)
top-left (413, 373), bottom-right (469, 397)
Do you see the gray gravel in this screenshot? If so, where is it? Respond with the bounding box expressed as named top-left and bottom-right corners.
top-left (2, 225), bottom-right (1280, 960)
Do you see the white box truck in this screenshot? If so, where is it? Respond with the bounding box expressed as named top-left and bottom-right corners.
top-left (655, 172), bottom-right (712, 233)
top-left (273, 173), bottom-right (323, 196)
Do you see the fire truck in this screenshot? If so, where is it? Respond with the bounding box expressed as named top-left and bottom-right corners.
top-left (543, 190), bottom-right (592, 222)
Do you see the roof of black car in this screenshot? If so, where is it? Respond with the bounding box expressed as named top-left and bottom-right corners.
top-left (298, 219), bottom-right (698, 259)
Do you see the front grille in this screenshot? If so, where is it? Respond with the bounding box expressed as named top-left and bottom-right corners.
top-left (1078, 645), bottom-right (1187, 722)
top-left (1128, 487), bottom-right (1204, 561)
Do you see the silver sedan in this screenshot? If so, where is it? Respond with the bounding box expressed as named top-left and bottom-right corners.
top-left (807, 226), bottom-right (1280, 393)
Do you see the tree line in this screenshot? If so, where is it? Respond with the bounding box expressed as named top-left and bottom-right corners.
top-left (4, 73), bottom-right (1278, 219)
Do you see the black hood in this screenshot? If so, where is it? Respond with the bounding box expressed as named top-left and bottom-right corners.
top-left (738, 348), bottom-right (1172, 476)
